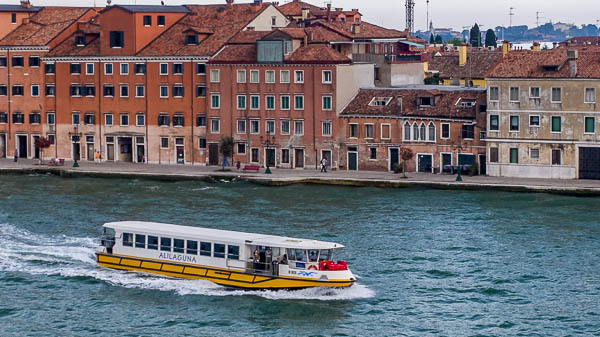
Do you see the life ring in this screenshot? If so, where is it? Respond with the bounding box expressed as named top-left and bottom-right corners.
top-left (308, 265), bottom-right (318, 270)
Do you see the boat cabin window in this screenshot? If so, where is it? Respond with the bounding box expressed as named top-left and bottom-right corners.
top-left (187, 240), bottom-right (198, 255)
top-left (319, 249), bottom-right (332, 261)
top-left (308, 250), bottom-right (319, 262)
top-left (135, 234), bottom-right (146, 248)
top-left (123, 232), bottom-right (133, 247)
top-left (228, 245), bottom-right (240, 260)
top-left (287, 249), bottom-right (296, 261)
top-left (148, 235), bottom-right (158, 250)
top-left (214, 243), bottom-right (225, 258)
top-left (160, 237), bottom-right (172, 252)
top-left (294, 249), bottom-right (307, 262)
top-left (200, 242), bottom-right (211, 256)
top-left (173, 239), bottom-right (185, 253)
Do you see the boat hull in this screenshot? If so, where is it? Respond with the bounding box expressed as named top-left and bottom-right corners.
top-left (96, 253), bottom-right (354, 289)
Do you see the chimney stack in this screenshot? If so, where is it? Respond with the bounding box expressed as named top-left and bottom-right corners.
top-left (502, 40), bottom-right (511, 56)
top-left (567, 49), bottom-right (578, 77)
top-left (459, 43), bottom-right (467, 66)
top-left (531, 42), bottom-right (540, 52)
top-left (20, 0), bottom-right (31, 8)
top-left (226, 0), bottom-right (233, 7)
top-left (301, 8), bottom-right (309, 20)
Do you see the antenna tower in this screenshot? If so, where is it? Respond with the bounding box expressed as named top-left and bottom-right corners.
top-left (509, 7), bottom-right (515, 27)
top-left (426, 0), bottom-right (430, 33)
top-left (406, 0), bottom-right (415, 33)
top-left (536, 11), bottom-right (543, 27)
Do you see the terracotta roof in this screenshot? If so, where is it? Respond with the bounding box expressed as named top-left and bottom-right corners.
top-left (227, 30), bottom-right (271, 44)
top-left (278, 27), bottom-right (307, 39)
top-left (316, 20), bottom-right (408, 39)
top-left (0, 6), bottom-right (90, 46)
top-left (428, 51), bottom-right (503, 80)
top-left (304, 25), bottom-right (350, 42)
top-left (341, 86), bottom-right (486, 119)
top-left (138, 3), bottom-right (270, 57)
top-left (47, 33), bottom-right (99, 56)
top-left (560, 36), bottom-right (600, 46)
top-left (104, 5), bottom-right (190, 13)
top-left (487, 48), bottom-right (600, 79)
top-left (278, 1), bottom-right (326, 17)
top-left (210, 44), bottom-right (349, 64)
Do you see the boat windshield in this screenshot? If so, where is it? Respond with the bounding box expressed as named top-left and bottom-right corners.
top-left (286, 248), bottom-right (335, 262)
top-left (319, 249), bottom-right (332, 262)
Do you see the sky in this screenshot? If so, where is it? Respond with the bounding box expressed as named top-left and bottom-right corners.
top-left (30, 0), bottom-right (600, 31)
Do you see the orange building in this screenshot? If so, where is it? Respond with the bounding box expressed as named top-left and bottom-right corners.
top-left (0, 1), bottom-right (40, 40)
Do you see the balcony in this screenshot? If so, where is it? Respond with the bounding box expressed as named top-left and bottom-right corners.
top-left (351, 53), bottom-right (374, 63)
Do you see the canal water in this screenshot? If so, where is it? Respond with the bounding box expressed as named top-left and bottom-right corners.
top-left (0, 174), bottom-right (599, 336)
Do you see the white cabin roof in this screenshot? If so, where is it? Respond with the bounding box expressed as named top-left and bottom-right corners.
top-left (104, 221), bottom-right (344, 250)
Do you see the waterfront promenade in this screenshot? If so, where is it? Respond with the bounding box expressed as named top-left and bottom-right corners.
top-left (1, 159), bottom-right (600, 195)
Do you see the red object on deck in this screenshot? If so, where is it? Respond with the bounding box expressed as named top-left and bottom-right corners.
top-left (319, 260), bottom-right (348, 271)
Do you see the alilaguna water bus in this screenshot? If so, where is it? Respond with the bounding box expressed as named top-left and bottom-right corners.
top-left (96, 221), bottom-right (356, 289)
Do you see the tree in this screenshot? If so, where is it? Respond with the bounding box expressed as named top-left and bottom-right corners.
top-left (470, 23), bottom-right (481, 47)
top-left (34, 137), bottom-right (52, 165)
top-left (434, 34), bottom-right (443, 44)
top-left (429, 33), bottom-right (434, 44)
top-left (446, 37), bottom-right (463, 46)
top-left (485, 29), bottom-right (497, 47)
top-left (400, 148), bottom-right (414, 178)
top-left (218, 136), bottom-right (234, 170)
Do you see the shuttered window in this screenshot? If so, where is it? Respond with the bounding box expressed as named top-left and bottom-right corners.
top-left (551, 116), bottom-right (561, 133)
top-left (585, 117), bottom-right (595, 133)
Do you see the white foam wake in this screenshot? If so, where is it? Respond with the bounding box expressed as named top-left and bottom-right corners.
top-left (0, 223), bottom-right (374, 300)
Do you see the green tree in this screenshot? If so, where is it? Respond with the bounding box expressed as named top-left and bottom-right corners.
top-left (485, 29), bottom-right (497, 47)
top-left (218, 136), bottom-right (234, 170)
top-left (446, 37), bottom-right (463, 46)
top-left (435, 34), bottom-right (443, 44)
top-left (470, 23), bottom-right (481, 47)
top-left (429, 33), bottom-right (434, 44)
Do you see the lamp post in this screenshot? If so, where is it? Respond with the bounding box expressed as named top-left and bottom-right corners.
top-left (454, 143), bottom-right (463, 182)
top-left (72, 125), bottom-right (80, 168)
top-left (261, 131), bottom-right (276, 174)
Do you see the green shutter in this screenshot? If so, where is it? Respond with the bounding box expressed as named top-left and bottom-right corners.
top-left (510, 148), bottom-right (518, 163)
top-left (552, 117), bottom-right (561, 132)
top-left (585, 117), bottom-right (595, 133)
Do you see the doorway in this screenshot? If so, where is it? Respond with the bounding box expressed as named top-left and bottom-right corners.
top-left (441, 153), bottom-right (452, 173)
top-left (265, 148), bottom-right (276, 167)
top-left (321, 149), bottom-right (332, 170)
top-left (106, 137), bottom-right (115, 161)
top-left (72, 142), bottom-right (80, 161)
top-left (347, 147), bottom-right (358, 171)
top-left (17, 135), bottom-right (27, 158)
top-left (294, 148), bottom-right (304, 168)
top-left (87, 143), bottom-right (94, 161)
top-left (479, 154), bottom-right (487, 175)
top-left (32, 135), bottom-right (40, 159)
top-left (389, 148), bottom-right (399, 171)
top-left (0, 134), bottom-right (5, 158)
top-left (118, 137), bottom-right (133, 162)
top-left (417, 154), bottom-right (433, 173)
top-left (208, 143), bottom-right (219, 165)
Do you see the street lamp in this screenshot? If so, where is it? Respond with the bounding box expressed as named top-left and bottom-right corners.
top-left (72, 125), bottom-right (80, 168)
top-left (261, 131), bottom-right (276, 174)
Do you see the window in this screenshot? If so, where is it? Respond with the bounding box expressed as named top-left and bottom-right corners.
top-left (403, 122), bottom-right (411, 140)
top-left (551, 87), bottom-right (562, 103)
top-left (85, 63), bottom-right (94, 75)
top-left (0, 57), bottom-right (5, 67)
top-left (529, 115), bottom-right (540, 127)
top-left (120, 114), bottom-right (129, 126)
top-left (84, 113), bottom-right (95, 125)
top-left (251, 148), bottom-right (259, 163)
top-left (510, 148), bottom-right (519, 163)
top-left (173, 239), bottom-right (184, 253)
top-left (211, 94), bottom-right (220, 109)
top-left (369, 147), bottom-right (377, 160)
top-left (134, 63), bottom-right (146, 74)
top-left (551, 116), bottom-right (561, 133)
top-left (105, 114), bottom-right (113, 126)
top-left (530, 87), bottom-right (540, 98)
top-left (0, 112), bottom-right (7, 124)
top-left (322, 70), bottom-right (332, 84)
top-left (69, 84), bottom-right (82, 97)
top-left (265, 70), bottom-right (275, 83)
top-left (249, 95), bottom-right (259, 110)
top-left (419, 97), bottom-right (432, 106)
top-left (322, 121), bottom-right (332, 136)
top-left (109, 31), bottom-right (124, 48)
top-left (135, 85), bottom-right (144, 97)
top-left (186, 240), bottom-right (198, 255)
top-left (281, 119), bottom-right (290, 135)
top-left (0, 85), bottom-right (6, 96)
top-left (48, 134), bottom-right (55, 145)
top-left (157, 15), bottom-right (165, 26)
top-left (237, 143), bottom-right (246, 154)
top-left (428, 123), bottom-right (435, 141)
top-left (266, 120), bottom-right (275, 134)
top-left (509, 87), bottom-right (519, 102)
top-left (148, 236), bottom-right (158, 250)
top-left (266, 95), bottom-right (275, 110)
top-left (322, 96), bottom-right (332, 110)
top-left (70, 63), bottom-right (81, 74)
top-left (28, 56), bottom-right (40, 67)
top-left (85, 85), bottom-right (95, 97)
top-left (172, 63), bottom-right (183, 74)
top-left (490, 147), bottom-right (499, 163)
top-left (349, 123), bottom-right (358, 138)
top-left (135, 234), bottom-right (145, 249)
top-left (294, 95), bottom-right (304, 110)
top-left (12, 113), bottom-right (24, 124)
top-left (489, 87), bottom-right (499, 101)
top-left (160, 63), bottom-right (168, 75)
top-left (45, 63), bottom-right (55, 74)
top-left (489, 115), bottom-right (499, 131)
top-left (120, 63), bottom-right (129, 75)
top-left (160, 237), bottom-right (172, 252)
top-left (236, 70), bottom-right (246, 83)
top-left (11, 56), bottom-right (23, 67)
top-left (196, 115), bottom-right (206, 127)
top-left (104, 63), bottom-right (113, 75)
top-left (250, 119), bottom-right (259, 134)
top-left (72, 112), bottom-right (80, 125)
top-left (282, 149), bottom-right (290, 164)
top-left (381, 124), bottom-right (391, 139)
top-left (281, 95), bottom-right (290, 110)
top-left (294, 70), bottom-right (304, 83)
top-left (47, 112), bottom-right (55, 125)
top-left (158, 114), bottom-right (170, 126)
top-left (211, 119), bottom-right (220, 133)
top-left (294, 120), bottom-right (304, 135)
top-left (237, 95), bottom-right (246, 109)
top-left (198, 138), bottom-right (206, 149)
top-left (12, 85), bottom-right (23, 96)
top-left (214, 244), bottom-right (225, 258)
top-left (185, 36), bottom-right (197, 46)
top-left (143, 15), bottom-right (151, 26)
top-left (280, 70), bottom-right (290, 83)
top-left (210, 69), bottom-right (220, 82)
top-left (271, 16), bottom-right (277, 26)
top-left (123, 233), bottom-right (133, 247)
top-left (585, 88), bottom-right (596, 103)
top-left (120, 84), bottom-right (129, 98)
top-left (159, 85), bottom-right (168, 98)
top-left (75, 35), bottom-right (86, 46)
top-left (365, 124), bottom-right (374, 139)
top-left (419, 123), bottom-right (426, 140)
top-left (103, 85), bottom-right (114, 97)
top-left (480, 131), bottom-right (486, 140)
top-left (11, 13), bottom-right (16, 24)
top-left (237, 119), bottom-right (246, 134)
top-left (31, 85), bottom-right (39, 97)
top-left (462, 124), bottom-right (475, 139)
top-left (173, 85), bottom-right (184, 97)
top-left (585, 116), bottom-right (595, 134)
top-left (160, 137), bottom-right (169, 149)
top-left (200, 242), bottom-right (211, 256)
top-left (29, 113), bottom-right (41, 124)
top-left (510, 115), bottom-right (519, 132)
top-left (227, 244), bottom-right (240, 260)
top-left (552, 149), bottom-right (562, 165)
top-left (136, 114), bottom-right (145, 126)
top-left (195, 85), bottom-right (206, 98)
top-left (173, 115), bottom-right (184, 127)
top-left (530, 148), bottom-right (540, 159)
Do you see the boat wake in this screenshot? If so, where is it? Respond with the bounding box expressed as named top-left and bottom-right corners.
top-left (0, 224), bottom-right (374, 301)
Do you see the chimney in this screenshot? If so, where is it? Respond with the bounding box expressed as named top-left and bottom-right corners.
top-left (531, 42), bottom-right (540, 52)
top-left (302, 8), bottom-right (309, 20)
top-left (226, 0), bottom-right (233, 7)
top-left (567, 49), bottom-right (578, 77)
top-left (351, 23), bottom-right (361, 34)
top-left (326, 3), bottom-right (331, 23)
top-left (502, 40), bottom-right (511, 56)
top-left (20, 0), bottom-right (31, 8)
top-left (459, 43), bottom-right (467, 66)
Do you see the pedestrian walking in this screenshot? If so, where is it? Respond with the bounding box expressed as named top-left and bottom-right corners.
top-left (13, 149), bottom-right (18, 162)
top-left (95, 151), bottom-right (101, 164)
top-left (320, 157), bottom-right (328, 173)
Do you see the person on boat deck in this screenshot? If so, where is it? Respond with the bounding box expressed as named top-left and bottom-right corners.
top-left (253, 249), bottom-right (260, 271)
top-left (281, 254), bottom-right (288, 265)
top-left (265, 247), bottom-right (272, 271)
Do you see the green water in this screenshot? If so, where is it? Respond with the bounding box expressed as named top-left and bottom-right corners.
top-left (0, 174), bottom-right (599, 336)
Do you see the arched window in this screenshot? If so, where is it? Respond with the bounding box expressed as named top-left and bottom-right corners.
top-left (403, 122), bottom-right (411, 141)
top-left (420, 123), bottom-right (426, 141)
top-left (428, 122), bottom-right (436, 142)
top-left (413, 123), bottom-right (419, 141)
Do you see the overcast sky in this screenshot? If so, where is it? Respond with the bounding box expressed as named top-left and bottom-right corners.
top-left (31, 0), bottom-right (600, 31)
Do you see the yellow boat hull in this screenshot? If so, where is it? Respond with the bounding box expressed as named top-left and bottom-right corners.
top-left (96, 253), bottom-right (354, 289)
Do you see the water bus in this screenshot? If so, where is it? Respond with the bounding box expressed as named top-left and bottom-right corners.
top-left (96, 221), bottom-right (356, 289)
